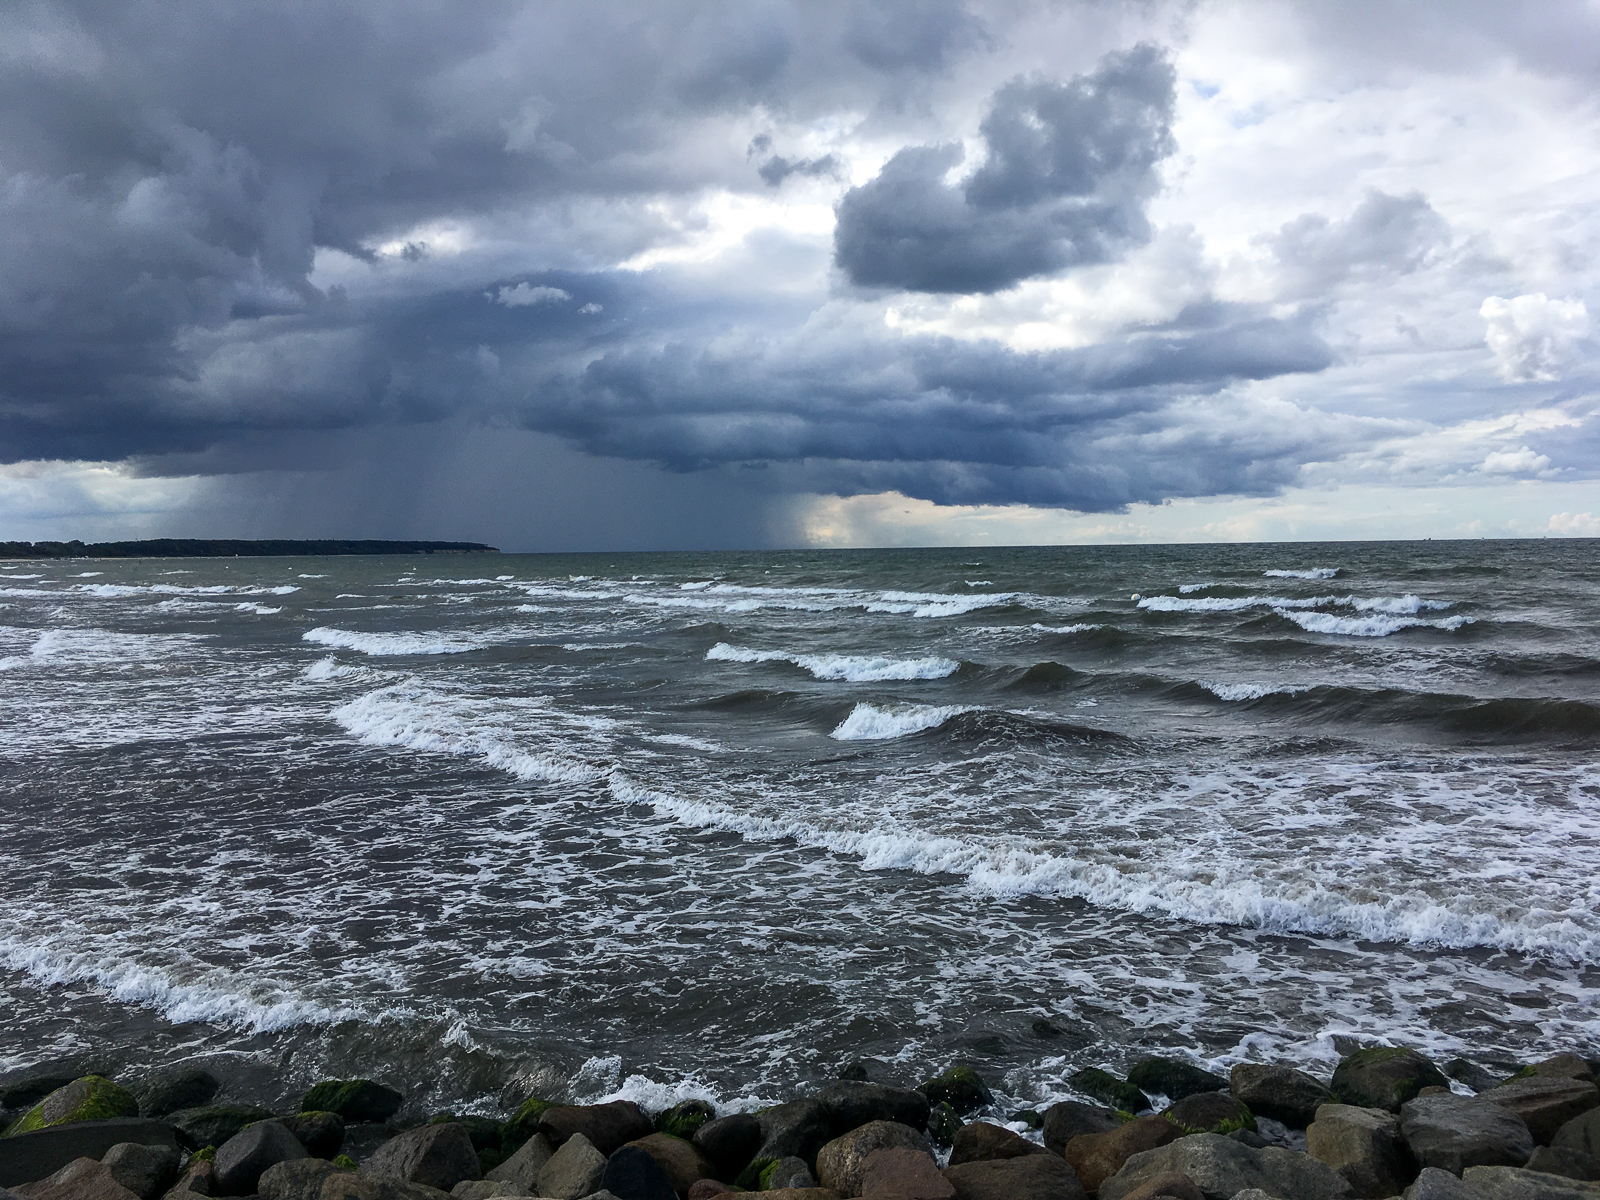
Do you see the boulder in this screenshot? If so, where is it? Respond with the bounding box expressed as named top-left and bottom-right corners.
top-left (600, 1145), bottom-right (675, 1200)
top-left (1069, 1072), bottom-right (1147, 1116)
top-left (1126, 1061), bottom-right (1227, 1104)
top-left (691, 1115), bottom-right (761, 1184)
top-left (625, 1133), bottom-right (714, 1197)
top-left (299, 1085), bottom-right (402, 1126)
top-left (816, 1084), bottom-right (929, 1136)
top-left (1462, 1165), bottom-right (1600, 1200)
top-left (214, 1121), bottom-right (308, 1196)
top-left (14, 1157), bottom-right (140, 1200)
top-left (1557, 1112), bottom-right (1600, 1161)
top-left (1230, 1065), bottom-right (1333, 1130)
top-left (1401, 1095), bottom-right (1535, 1175)
top-left (320, 1174), bottom-right (455, 1200)
top-left (1, 1079), bottom-right (81, 1114)
top-left (1105, 1174), bottom-right (1201, 1200)
top-left (817, 1122), bottom-right (934, 1197)
top-left (1306, 1104), bottom-right (1417, 1197)
top-left (103, 1143), bottom-right (182, 1200)
top-left (534, 1132), bottom-right (606, 1200)
top-left (1097, 1132), bottom-right (1353, 1200)
top-left (6, 1079), bottom-right (140, 1136)
top-left (766, 1159), bottom-right (816, 1190)
top-left (1066, 1117), bottom-right (1185, 1196)
top-left (159, 1158), bottom-right (215, 1200)
top-left (1334, 1051), bottom-right (1451, 1114)
top-left (538, 1103), bottom-right (652, 1158)
top-left (942, 1154), bottom-right (1085, 1200)
top-left (918, 1072), bottom-right (992, 1120)
top-left (858, 1147), bottom-right (951, 1200)
top-left (279, 1116), bottom-right (344, 1163)
top-left (755, 1102), bottom-right (833, 1167)
top-left (656, 1103), bottom-right (716, 1143)
top-left (483, 1134), bottom-right (551, 1192)
top-left (497, 1098), bottom-right (555, 1157)
top-left (1448, 1064), bottom-right (1508, 1096)
top-left (0, 1121), bottom-right (180, 1189)
top-left (708, 1192), bottom-right (837, 1200)
top-left (1042, 1103), bottom-right (1121, 1157)
top-left (1160, 1094), bottom-right (1251, 1135)
top-left (1403, 1166), bottom-right (1487, 1200)
top-left (925, 1107), bottom-right (960, 1151)
top-left (1484, 1081), bottom-right (1600, 1145)
top-left (138, 1077), bottom-right (221, 1122)
top-left (363, 1124), bottom-right (480, 1192)
top-left (258, 1159), bottom-right (341, 1200)
top-left (685, 1180), bottom-right (729, 1200)
top-left (447, 1182), bottom-right (522, 1200)
top-left (948, 1123), bottom-right (1044, 1166)
top-left (1527, 1149), bottom-right (1600, 1183)
top-left (1516, 1060), bottom-right (1596, 1086)
top-left (168, 1109), bottom-right (276, 1153)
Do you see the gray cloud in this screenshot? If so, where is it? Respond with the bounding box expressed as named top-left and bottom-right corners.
top-left (833, 44), bottom-right (1176, 293)
top-left (1270, 189), bottom-right (1451, 295)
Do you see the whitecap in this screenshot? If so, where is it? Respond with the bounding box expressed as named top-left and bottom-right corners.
top-left (235, 602), bottom-right (281, 615)
top-left (1264, 568), bottom-right (1340, 580)
top-left (1202, 681), bottom-right (1313, 701)
top-left (707, 643), bottom-right (960, 682)
top-left (1275, 610), bottom-right (1473, 638)
top-left (303, 627), bottom-right (486, 655)
top-left (829, 702), bottom-right (972, 740)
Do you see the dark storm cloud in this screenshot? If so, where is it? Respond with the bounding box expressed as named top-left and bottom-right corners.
top-left (832, 45), bottom-right (1176, 293)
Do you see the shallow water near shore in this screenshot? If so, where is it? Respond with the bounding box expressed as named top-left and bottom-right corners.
top-left (2, 541), bottom-right (1598, 1117)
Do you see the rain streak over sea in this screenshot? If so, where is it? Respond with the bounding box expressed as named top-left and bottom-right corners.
top-left (2, 542), bottom-right (1598, 1116)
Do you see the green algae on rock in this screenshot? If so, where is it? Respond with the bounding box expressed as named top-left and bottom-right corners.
top-left (5, 1076), bottom-right (138, 1136)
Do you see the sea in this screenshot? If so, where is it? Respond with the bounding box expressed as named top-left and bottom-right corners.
top-left (1, 541), bottom-right (1597, 1119)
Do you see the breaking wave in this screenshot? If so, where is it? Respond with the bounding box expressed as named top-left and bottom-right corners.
top-left (706, 643), bottom-right (960, 682)
top-left (829, 702), bottom-right (973, 741)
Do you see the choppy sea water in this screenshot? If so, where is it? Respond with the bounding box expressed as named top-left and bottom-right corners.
top-left (2, 542), bottom-right (1598, 1118)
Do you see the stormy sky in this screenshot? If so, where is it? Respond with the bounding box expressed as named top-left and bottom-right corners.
top-left (2, 1), bottom-right (1597, 549)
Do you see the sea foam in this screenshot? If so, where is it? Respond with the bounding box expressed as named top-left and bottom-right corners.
top-left (706, 643), bottom-right (960, 682)
top-left (303, 627), bottom-right (485, 656)
top-left (829, 702), bottom-right (972, 740)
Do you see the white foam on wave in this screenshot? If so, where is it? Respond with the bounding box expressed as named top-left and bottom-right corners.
top-left (0, 628), bottom-right (203, 670)
top-left (303, 627), bottom-right (486, 656)
top-left (1030, 623), bottom-right (1100, 634)
top-left (302, 656), bottom-right (367, 681)
top-left (1265, 568), bottom-right (1340, 579)
top-left (1178, 583), bottom-right (1214, 594)
top-left (235, 602), bottom-right (281, 615)
top-left (830, 702), bottom-right (972, 740)
top-left (966, 580), bottom-right (993, 587)
top-left (79, 583), bottom-right (299, 598)
top-left (332, 684), bottom-right (608, 784)
top-left (1276, 611), bottom-right (1473, 638)
top-left (1139, 593), bottom-right (1456, 620)
top-left (707, 642), bottom-right (960, 682)
top-left (1203, 681), bottom-right (1313, 701)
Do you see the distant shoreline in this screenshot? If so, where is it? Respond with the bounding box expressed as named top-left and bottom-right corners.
top-left (0, 539), bottom-right (500, 560)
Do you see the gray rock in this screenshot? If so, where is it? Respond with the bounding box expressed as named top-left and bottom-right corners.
top-left (1334, 1052), bottom-right (1452, 1115)
top-left (1518, 1060), bottom-right (1596, 1086)
top-left (320, 1174), bottom-right (454, 1200)
top-left (763, 1157), bottom-right (814, 1191)
top-left (13, 1156), bottom-right (141, 1200)
top-left (139, 1076), bottom-right (222, 1122)
top-left (817, 1120), bottom-right (932, 1197)
top-left (691, 1114), bottom-right (760, 1185)
top-left (1526, 1150), bottom-right (1600, 1184)
top-left (1483, 1082), bottom-right (1600, 1146)
top-left (103, 1143), bottom-right (183, 1200)
top-left (483, 1135), bottom-right (551, 1193)
top-left (1556, 1113), bottom-right (1600, 1162)
top-left (1448, 1066), bottom-right (1508, 1096)
top-left (942, 1154), bottom-right (1085, 1200)
top-left (1306, 1104), bottom-right (1417, 1198)
top-left (534, 1134), bottom-right (605, 1200)
top-left (622, 1134), bottom-right (713, 1197)
top-left (159, 1158), bottom-right (215, 1200)
top-left (927, 1104), bottom-right (961, 1151)
top-left (1231, 1065), bottom-right (1334, 1130)
top-left (1404, 1165), bottom-right (1488, 1200)
top-left (919, 1069), bottom-right (993, 1118)
top-left (0, 1078), bottom-right (81, 1113)
top-left (214, 1123), bottom-right (308, 1197)
top-left (447, 1183), bottom-right (524, 1200)
top-left (1098, 1132), bottom-right (1353, 1200)
top-left (1042, 1102), bottom-right (1121, 1157)
top-left (1127, 1060), bottom-right (1229, 1103)
top-left (1162, 1093), bottom-right (1253, 1135)
top-left (1461, 1166), bottom-right (1600, 1200)
top-left (363, 1125), bottom-right (480, 1193)
top-left (170, 1111), bottom-right (277, 1154)
top-left (1401, 1095), bottom-right (1535, 1175)
top-left (860, 1147), bottom-right (951, 1199)
top-left (299, 1085), bottom-right (402, 1127)
top-left (1228, 1191), bottom-right (1277, 1200)
top-left (755, 1100), bottom-right (833, 1166)
top-left (536, 1105), bottom-right (651, 1159)
top-left (949, 1122), bottom-right (1047, 1166)
top-left (257, 1159), bottom-right (340, 1200)
top-left (0, 1121), bottom-right (180, 1190)
top-left (597, 1146), bottom-right (674, 1200)
top-left (278, 1116), bottom-right (344, 1163)
top-left (815, 1082), bottom-right (929, 1136)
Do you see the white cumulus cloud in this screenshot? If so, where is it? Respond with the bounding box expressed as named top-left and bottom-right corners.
top-left (1480, 293), bottom-right (1589, 382)
top-left (1547, 511), bottom-right (1600, 536)
top-left (494, 283), bottom-right (571, 307)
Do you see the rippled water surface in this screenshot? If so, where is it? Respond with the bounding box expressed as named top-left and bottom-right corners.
top-left (2, 543), bottom-right (1598, 1115)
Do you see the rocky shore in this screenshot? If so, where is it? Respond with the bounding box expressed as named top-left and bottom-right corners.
top-left (2, 1046), bottom-right (1598, 1200)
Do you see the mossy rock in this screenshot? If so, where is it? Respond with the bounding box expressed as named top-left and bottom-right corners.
top-left (733, 1156), bottom-right (774, 1190)
top-left (301, 1079), bottom-right (403, 1123)
top-left (5, 1075), bottom-right (138, 1135)
top-left (331, 1154), bottom-right (357, 1171)
top-left (191, 1147), bottom-right (216, 1164)
top-left (1126, 1057), bottom-right (1229, 1102)
top-left (1011, 1109), bottom-right (1043, 1131)
top-left (169, 1105), bottom-right (276, 1150)
top-left (757, 1161), bottom-right (781, 1190)
top-left (1330, 1047), bottom-right (1448, 1112)
top-left (926, 1101), bottom-right (961, 1148)
top-left (1068, 1068), bottom-right (1148, 1114)
top-left (428, 1114), bottom-right (500, 1152)
top-left (499, 1095), bottom-right (557, 1152)
top-left (919, 1065), bottom-right (994, 1116)
top-left (656, 1099), bottom-right (716, 1140)
top-left (1162, 1092), bottom-right (1255, 1135)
